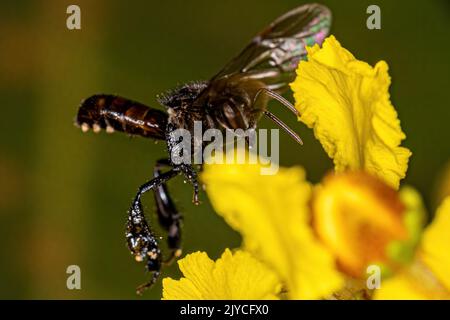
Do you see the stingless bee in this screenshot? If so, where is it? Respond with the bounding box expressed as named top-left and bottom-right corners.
top-left (75, 3), bottom-right (331, 294)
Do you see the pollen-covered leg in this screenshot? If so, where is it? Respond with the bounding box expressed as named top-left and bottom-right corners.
top-left (126, 169), bottom-right (178, 293)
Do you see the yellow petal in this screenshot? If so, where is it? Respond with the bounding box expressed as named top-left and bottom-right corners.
top-left (202, 160), bottom-right (344, 299)
top-left (420, 197), bottom-right (450, 291)
top-left (290, 35), bottom-right (411, 189)
top-left (162, 249), bottom-right (281, 300)
top-left (376, 276), bottom-right (427, 300)
top-left (374, 261), bottom-right (450, 300)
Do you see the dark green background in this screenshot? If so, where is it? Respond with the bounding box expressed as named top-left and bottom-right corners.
top-left (0, 0), bottom-right (449, 299)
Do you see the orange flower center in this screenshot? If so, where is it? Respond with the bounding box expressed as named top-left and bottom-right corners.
top-left (312, 171), bottom-right (408, 277)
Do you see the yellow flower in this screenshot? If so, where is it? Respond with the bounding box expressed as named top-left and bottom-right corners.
top-left (202, 160), bottom-right (449, 300)
top-left (290, 35), bottom-right (411, 189)
top-left (162, 249), bottom-right (281, 300)
top-left (375, 197), bottom-right (450, 299)
top-left (202, 160), bottom-right (344, 299)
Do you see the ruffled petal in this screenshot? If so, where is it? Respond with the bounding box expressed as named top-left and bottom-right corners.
top-left (162, 249), bottom-right (281, 300)
top-left (290, 35), bottom-right (411, 189)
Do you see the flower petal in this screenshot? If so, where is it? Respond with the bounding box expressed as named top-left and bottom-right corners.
top-left (420, 197), bottom-right (450, 291)
top-left (290, 35), bottom-right (411, 189)
top-left (374, 261), bottom-right (450, 300)
top-left (202, 160), bottom-right (344, 299)
top-left (162, 249), bottom-right (281, 300)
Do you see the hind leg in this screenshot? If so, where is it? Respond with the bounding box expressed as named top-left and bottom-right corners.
top-left (153, 159), bottom-right (183, 263)
top-left (126, 169), bottom-right (178, 294)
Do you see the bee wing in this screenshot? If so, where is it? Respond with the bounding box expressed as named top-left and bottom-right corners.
top-left (212, 3), bottom-right (332, 92)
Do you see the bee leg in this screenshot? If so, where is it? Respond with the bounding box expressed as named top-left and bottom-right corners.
top-left (136, 271), bottom-right (160, 296)
top-left (178, 163), bottom-right (200, 205)
top-left (126, 169), bottom-right (178, 294)
top-left (166, 126), bottom-right (200, 205)
top-left (153, 159), bottom-right (183, 264)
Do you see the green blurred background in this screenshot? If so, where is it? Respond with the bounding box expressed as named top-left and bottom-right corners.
top-left (0, 0), bottom-right (449, 299)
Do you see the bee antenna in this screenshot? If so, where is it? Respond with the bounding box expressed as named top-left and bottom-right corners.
top-left (255, 88), bottom-right (300, 117)
top-left (263, 111), bottom-right (303, 145)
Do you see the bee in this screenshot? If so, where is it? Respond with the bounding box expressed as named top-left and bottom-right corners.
top-left (75, 3), bottom-right (331, 294)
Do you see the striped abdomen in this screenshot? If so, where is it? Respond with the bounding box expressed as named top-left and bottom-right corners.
top-left (76, 94), bottom-right (168, 140)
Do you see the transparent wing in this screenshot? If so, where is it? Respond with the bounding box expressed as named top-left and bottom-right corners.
top-left (212, 3), bottom-right (332, 92)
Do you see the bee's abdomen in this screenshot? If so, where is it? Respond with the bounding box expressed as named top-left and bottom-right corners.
top-left (76, 94), bottom-right (168, 140)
